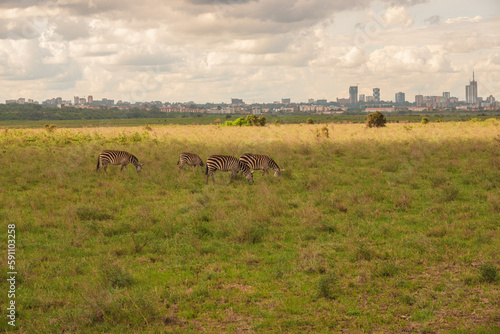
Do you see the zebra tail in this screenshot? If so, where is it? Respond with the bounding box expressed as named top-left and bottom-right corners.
top-left (205, 164), bottom-right (208, 175)
top-left (96, 155), bottom-right (100, 171)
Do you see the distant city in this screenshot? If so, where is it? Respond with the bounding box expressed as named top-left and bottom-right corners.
top-left (4, 72), bottom-right (498, 114)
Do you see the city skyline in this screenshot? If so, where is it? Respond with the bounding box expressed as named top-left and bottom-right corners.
top-left (1, 1), bottom-right (499, 104)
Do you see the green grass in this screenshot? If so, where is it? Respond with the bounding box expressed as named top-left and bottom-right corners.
top-left (0, 121), bottom-right (499, 333)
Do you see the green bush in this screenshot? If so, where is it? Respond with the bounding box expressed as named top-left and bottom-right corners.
top-left (366, 111), bottom-right (386, 128)
top-left (306, 118), bottom-right (314, 124)
top-left (421, 117), bottom-right (429, 124)
top-left (317, 272), bottom-right (340, 299)
top-left (44, 124), bottom-right (57, 133)
top-left (223, 115), bottom-right (266, 126)
top-left (103, 265), bottom-right (134, 288)
top-left (479, 263), bottom-right (498, 283)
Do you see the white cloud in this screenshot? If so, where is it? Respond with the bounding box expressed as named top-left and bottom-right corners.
top-left (383, 6), bottom-right (414, 27)
top-left (0, 0), bottom-right (499, 103)
top-left (444, 15), bottom-right (482, 24)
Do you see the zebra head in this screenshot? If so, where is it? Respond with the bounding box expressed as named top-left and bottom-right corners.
top-left (274, 169), bottom-right (282, 179)
top-left (135, 164), bottom-right (144, 173)
top-left (245, 171), bottom-right (254, 184)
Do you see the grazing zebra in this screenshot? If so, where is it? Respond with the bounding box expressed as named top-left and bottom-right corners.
top-left (205, 155), bottom-right (254, 185)
top-left (239, 153), bottom-right (282, 179)
top-left (96, 150), bottom-right (143, 173)
top-left (177, 152), bottom-right (204, 172)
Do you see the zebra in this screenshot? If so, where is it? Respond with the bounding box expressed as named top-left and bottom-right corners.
top-left (239, 153), bottom-right (282, 179)
top-left (177, 152), bottom-right (204, 173)
top-left (205, 155), bottom-right (254, 185)
top-left (96, 150), bottom-right (143, 173)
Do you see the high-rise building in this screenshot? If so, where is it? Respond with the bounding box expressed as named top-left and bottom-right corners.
top-left (373, 88), bottom-right (380, 102)
top-left (74, 96), bottom-right (79, 105)
top-left (88, 95), bottom-right (93, 104)
top-left (349, 86), bottom-right (358, 105)
top-left (395, 92), bottom-right (405, 104)
top-left (281, 98), bottom-right (291, 104)
top-left (442, 92), bottom-right (450, 101)
top-left (359, 94), bottom-right (365, 102)
top-left (466, 71), bottom-right (478, 104)
top-left (415, 95), bottom-right (424, 106)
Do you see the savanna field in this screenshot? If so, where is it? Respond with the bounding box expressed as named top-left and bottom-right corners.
top-left (1, 120), bottom-right (499, 333)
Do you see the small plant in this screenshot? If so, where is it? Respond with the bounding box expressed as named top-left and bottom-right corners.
top-left (274, 119), bottom-right (280, 125)
top-left (44, 124), bottom-right (57, 133)
top-left (421, 117), bottom-right (429, 124)
top-left (76, 205), bottom-right (114, 221)
top-left (306, 118), bottom-right (314, 124)
top-left (103, 264), bottom-right (134, 288)
top-left (315, 125), bottom-right (329, 138)
top-left (377, 261), bottom-right (399, 277)
top-left (366, 111), bottom-right (386, 128)
top-left (317, 272), bottom-right (340, 299)
top-left (143, 124), bottom-right (153, 131)
top-left (479, 263), bottom-right (498, 283)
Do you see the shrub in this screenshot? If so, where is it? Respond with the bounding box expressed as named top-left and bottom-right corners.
top-left (316, 125), bottom-right (329, 138)
top-left (76, 206), bottom-right (114, 221)
top-left (479, 263), bottom-right (498, 283)
top-left (103, 264), bottom-right (134, 288)
top-left (44, 124), bottom-right (57, 133)
top-left (306, 118), bottom-right (314, 124)
top-left (421, 117), bottom-right (429, 124)
top-left (317, 272), bottom-right (340, 299)
top-left (366, 111), bottom-right (386, 128)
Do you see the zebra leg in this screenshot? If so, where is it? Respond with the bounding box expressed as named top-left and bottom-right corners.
top-left (120, 163), bottom-right (128, 172)
top-left (192, 165), bottom-right (195, 173)
top-left (211, 172), bottom-right (216, 184)
top-left (103, 163), bottom-right (108, 173)
top-left (230, 170), bottom-right (238, 183)
top-left (262, 168), bottom-right (268, 176)
top-left (178, 162), bottom-right (184, 173)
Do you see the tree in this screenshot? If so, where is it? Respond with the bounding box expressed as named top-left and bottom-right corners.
top-left (366, 111), bottom-right (386, 128)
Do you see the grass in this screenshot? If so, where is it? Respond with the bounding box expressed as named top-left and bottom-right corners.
top-left (0, 120), bottom-right (499, 333)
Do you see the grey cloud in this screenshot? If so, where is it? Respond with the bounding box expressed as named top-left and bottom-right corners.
top-left (54, 18), bottom-right (91, 40)
top-left (425, 15), bottom-right (441, 25)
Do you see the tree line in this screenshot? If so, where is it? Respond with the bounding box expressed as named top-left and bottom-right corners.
top-left (0, 104), bottom-right (199, 121)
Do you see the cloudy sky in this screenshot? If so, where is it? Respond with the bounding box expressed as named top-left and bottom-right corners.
top-left (1, 0), bottom-right (499, 104)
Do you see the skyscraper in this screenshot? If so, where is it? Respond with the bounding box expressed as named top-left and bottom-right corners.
top-left (395, 92), bottom-right (405, 104)
top-left (415, 95), bottom-right (424, 106)
top-left (349, 86), bottom-right (358, 105)
top-left (466, 71), bottom-right (478, 104)
top-left (373, 88), bottom-right (380, 102)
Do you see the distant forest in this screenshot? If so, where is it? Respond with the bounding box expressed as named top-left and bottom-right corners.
top-left (0, 104), bottom-right (192, 121)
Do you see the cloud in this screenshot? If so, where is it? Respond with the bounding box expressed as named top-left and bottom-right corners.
top-left (367, 46), bottom-right (453, 73)
top-left (425, 15), bottom-right (440, 25)
top-left (445, 15), bottom-right (482, 24)
top-left (383, 6), bottom-right (414, 27)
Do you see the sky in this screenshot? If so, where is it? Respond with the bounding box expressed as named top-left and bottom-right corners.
top-left (0, 0), bottom-right (499, 104)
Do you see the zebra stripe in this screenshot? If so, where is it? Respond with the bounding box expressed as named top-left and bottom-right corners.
top-left (205, 155), bottom-right (253, 184)
top-left (96, 150), bottom-right (143, 173)
top-left (177, 152), bottom-right (204, 172)
top-left (239, 153), bottom-right (281, 179)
